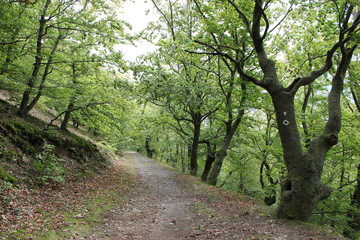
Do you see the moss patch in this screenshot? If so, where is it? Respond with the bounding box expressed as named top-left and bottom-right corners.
top-left (0, 168), bottom-right (17, 183)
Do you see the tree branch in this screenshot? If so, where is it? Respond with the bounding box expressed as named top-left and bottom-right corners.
top-left (351, 87), bottom-right (360, 113)
top-left (193, 40), bottom-right (262, 86)
top-left (47, 102), bottom-right (110, 128)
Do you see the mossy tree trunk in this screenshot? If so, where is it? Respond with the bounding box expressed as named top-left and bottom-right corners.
top-left (194, 0), bottom-right (358, 220)
top-left (244, 1), bottom-right (355, 221)
top-left (271, 42), bottom-right (355, 220)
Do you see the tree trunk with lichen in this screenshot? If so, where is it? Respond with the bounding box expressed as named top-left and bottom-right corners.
top-left (271, 44), bottom-right (355, 220)
top-left (270, 91), bottom-right (332, 221)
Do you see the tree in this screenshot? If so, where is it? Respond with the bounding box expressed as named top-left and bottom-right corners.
top-left (11, 0), bottom-right (129, 116)
top-left (138, 0), bottom-right (224, 176)
top-left (136, 49), bottom-right (220, 176)
top-left (193, 0), bottom-right (359, 221)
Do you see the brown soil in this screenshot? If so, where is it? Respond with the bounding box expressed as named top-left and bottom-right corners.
top-left (80, 152), bottom-right (346, 240)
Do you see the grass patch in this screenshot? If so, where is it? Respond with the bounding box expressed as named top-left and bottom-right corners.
top-left (193, 201), bottom-right (217, 219)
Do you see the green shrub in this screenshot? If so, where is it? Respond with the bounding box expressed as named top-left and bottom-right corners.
top-left (33, 145), bottom-right (65, 186)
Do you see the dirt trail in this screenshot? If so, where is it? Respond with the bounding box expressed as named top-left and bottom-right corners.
top-left (84, 152), bottom-right (198, 240)
top-left (80, 152), bottom-right (345, 240)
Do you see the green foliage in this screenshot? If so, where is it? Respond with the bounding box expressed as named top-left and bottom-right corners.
top-left (33, 145), bottom-right (65, 186)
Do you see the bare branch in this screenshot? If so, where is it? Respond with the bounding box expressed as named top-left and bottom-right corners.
top-left (151, 0), bottom-right (176, 41)
top-left (269, 4), bottom-right (293, 34)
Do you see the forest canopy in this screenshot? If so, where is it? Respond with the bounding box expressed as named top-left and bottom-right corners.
top-left (0, 0), bottom-right (359, 238)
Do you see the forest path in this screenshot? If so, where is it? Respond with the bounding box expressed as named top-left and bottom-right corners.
top-left (82, 152), bottom-right (344, 240)
top-left (87, 151), bottom-right (197, 240)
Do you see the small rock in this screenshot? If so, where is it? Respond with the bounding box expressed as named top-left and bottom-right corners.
top-left (22, 155), bottom-right (31, 163)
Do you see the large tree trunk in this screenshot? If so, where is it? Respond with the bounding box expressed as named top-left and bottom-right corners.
top-left (274, 45), bottom-right (355, 221)
top-left (194, 0), bottom-right (358, 222)
top-left (271, 91), bottom-right (334, 221)
top-left (276, 152), bottom-right (332, 221)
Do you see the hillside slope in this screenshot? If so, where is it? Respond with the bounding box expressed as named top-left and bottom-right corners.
top-left (0, 99), bottom-right (114, 237)
top-left (0, 99), bottom-right (108, 186)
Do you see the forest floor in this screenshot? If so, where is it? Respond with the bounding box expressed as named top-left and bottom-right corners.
top-left (1, 151), bottom-right (346, 240)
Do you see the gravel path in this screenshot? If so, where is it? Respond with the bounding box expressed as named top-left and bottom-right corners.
top-left (82, 152), bottom-right (346, 240)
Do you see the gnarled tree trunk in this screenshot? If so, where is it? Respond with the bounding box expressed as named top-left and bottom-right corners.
top-left (274, 45), bottom-right (355, 220)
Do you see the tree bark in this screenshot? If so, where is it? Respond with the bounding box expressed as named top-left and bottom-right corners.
top-left (345, 165), bottom-right (360, 236)
top-left (17, 0), bottom-right (51, 116)
top-left (194, 0), bottom-right (359, 221)
top-left (207, 123), bottom-right (235, 185)
top-left (276, 46), bottom-right (356, 221)
top-left (61, 62), bottom-right (79, 130)
top-left (26, 32), bottom-right (63, 114)
top-left (201, 142), bottom-right (216, 181)
top-left (60, 98), bottom-right (75, 130)
top-left (189, 113), bottom-right (201, 176)
top-left (145, 136), bottom-right (153, 158)
top-left (207, 83), bottom-right (246, 185)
